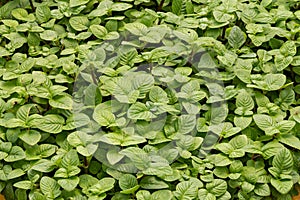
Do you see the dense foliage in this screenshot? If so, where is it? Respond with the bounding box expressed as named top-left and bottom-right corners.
top-left (1, 0), bottom-right (300, 199)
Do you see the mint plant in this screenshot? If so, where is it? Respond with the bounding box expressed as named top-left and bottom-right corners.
top-left (1, 0), bottom-right (300, 199)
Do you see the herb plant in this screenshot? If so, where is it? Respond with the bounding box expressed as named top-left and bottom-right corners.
top-left (1, 0), bottom-right (300, 199)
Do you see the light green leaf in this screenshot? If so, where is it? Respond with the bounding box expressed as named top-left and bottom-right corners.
top-left (253, 114), bottom-right (274, 130)
top-left (19, 130), bottom-right (41, 146)
top-left (61, 150), bottom-right (80, 169)
top-left (13, 180), bottom-right (33, 190)
top-left (272, 148), bottom-right (293, 174)
top-left (229, 135), bottom-right (248, 149)
top-left (177, 115), bottom-right (196, 134)
top-left (49, 95), bottom-right (73, 110)
top-left (77, 143), bottom-right (98, 156)
top-left (107, 150), bottom-right (125, 165)
top-left (69, 16), bottom-right (89, 31)
top-left (270, 179), bottom-right (293, 194)
top-left (280, 41), bottom-right (296, 56)
top-left (152, 190), bottom-right (173, 200)
top-left (149, 86), bottom-right (169, 103)
top-left (40, 177), bottom-right (61, 199)
top-left (207, 179), bottom-right (227, 197)
top-left (198, 189), bottom-right (216, 200)
top-left (174, 180), bottom-right (198, 200)
top-left (262, 141), bottom-right (284, 159)
top-left (40, 30), bottom-right (58, 41)
top-left (265, 74), bottom-right (286, 91)
top-left (278, 134), bottom-right (300, 150)
top-left (136, 190), bottom-right (151, 200)
top-left (228, 26), bottom-right (246, 49)
top-left (140, 176), bottom-right (169, 190)
top-left (236, 90), bottom-right (254, 110)
top-left (254, 183), bottom-right (270, 196)
top-left (132, 74), bottom-right (154, 96)
top-left (90, 24), bottom-right (108, 39)
top-left (70, 0), bottom-right (90, 7)
top-left (5, 146), bottom-right (25, 162)
top-left (16, 104), bottom-right (36, 122)
top-left (35, 5), bottom-right (51, 23)
top-left (93, 108), bottom-right (115, 126)
top-left (125, 22), bottom-right (148, 36)
top-left (111, 3), bottom-right (133, 11)
top-left (234, 116), bottom-right (252, 130)
top-left (89, 177), bottom-right (115, 195)
top-left (31, 159), bottom-right (56, 172)
top-left (57, 177), bottom-right (79, 191)
top-left (128, 102), bottom-right (155, 120)
top-left (12, 8), bottom-right (35, 21)
top-left (35, 114), bottom-right (64, 134)
top-left (119, 174), bottom-right (138, 191)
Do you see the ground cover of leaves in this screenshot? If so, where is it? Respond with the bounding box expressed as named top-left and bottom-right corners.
top-left (1, 0), bottom-right (300, 199)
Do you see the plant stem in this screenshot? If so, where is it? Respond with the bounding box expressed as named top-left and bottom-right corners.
top-left (157, 0), bottom-right (165, 11)
top-left (29, 0), bottom-right (35, 12)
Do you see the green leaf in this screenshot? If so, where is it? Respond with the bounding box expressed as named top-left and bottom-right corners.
top-left (198, 189), bottom-right (216, 200)
top-left (13, 180), bottom-right (33, 190)
top-left (90, 24), bottom-right (108, 39)
top-left (253, 114), bottom-right (274, 130)
top-left (69, 16), bottom-right (89, 31)
top-left (70, 0), bottom-right (90, 7)
top-left (229, 135), bottom-right (248, 149)
top-left (234, 116), bottom-right (252, 130)
top-left (132, 74), bottom-right (154, 96)
top-left (278, 134), bottom-right (300, 150)
top-left (208, 154), bottom-right (232, 166)
top-left (93, 104), bottom-right (116, 126)
top-left (57, 176), bottom-right (79, 191)
top-left (40, 30), bottom-right (58, 41)
top-left (265, 74), bottom-right (286, 91)
top-left (35, 114), bottom-right (65, 134)
top-left (77, 143), bottom-right (98, 156)
top-left (262, 141), bottom-right (284, 159)
top-left (89, 177), bottom-right (115, 195)
top-left (177, 115), bottom-right (196, 134)
top-left (49, 95), bottom-right (73, 110)
top-left (35, 5), bottom-right (51, 23)
top-left (19, 130), bottom-right (41, 146)
top-left (26, 144), bottom-right (57, 160)
top-left (5, 146), bottom-right (25, 162)
top-left (128, 102), bottom-right (155, 120)
top-left (40, 177), bottom-right (61, 199)
top-left (125, 22), bottom-right (148, 36)
top-left (149, 86), bottom-right (169, 103)
top-left (16, 104), bottom-right (36, 122)
top-left (140, 176), bottom-right (169, 190)
top-left (270, 179), bottom-right (293, 194)
top-left (31, 159), bottom-right (56, 172)
top-left (172, 0), bottom-right (183, 15)
top-left (173, 180), bottom-right (199, 200)
top-left (107, 150), bottom-right (125, 165)
top-left (12, 8), bottom-right (35, 21)
top-left (152, 190), bottom-right (173, 200)
top-left (136, 190), bottom-right (151, 200)
top-left (280, 41), bottom-right (296, 56)
top-left (61, 150), bottom-right (80, 169)
top-left (236, 90), bottom-right (254, 111)
top-left (207, 179), bottom-right (227, 197)
top-left (213, 10), bottom-right (233, 22)
top-left (119, 174), bottom-right (138, 191)
top-left (271, 148), bottom-right (293, 175)
top-left (111, 3), bottom-right (133, 11)
top-left (254, 184), bottom-right (270, 197)
top-left (228, 26), bottom-right (246, 49)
